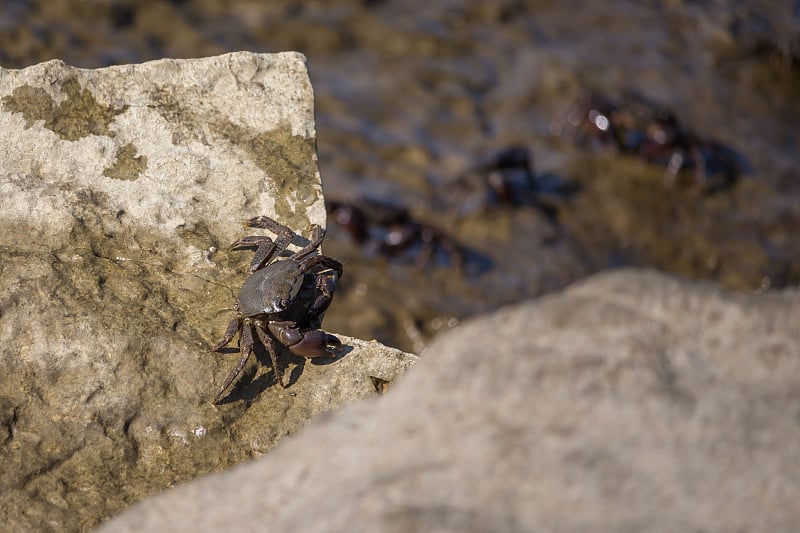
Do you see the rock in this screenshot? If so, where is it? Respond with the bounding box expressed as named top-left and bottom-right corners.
top-left (99, 269), bottom-right (800, 533)
top-left (0, 53), bottom-right (417, 532)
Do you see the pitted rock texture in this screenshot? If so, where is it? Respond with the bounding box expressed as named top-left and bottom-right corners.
top-left (0, 53), bottom-right (417, 532)
top-left (99, 269), bottom-right (800, 533)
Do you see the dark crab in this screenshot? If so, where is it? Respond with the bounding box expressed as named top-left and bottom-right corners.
top-left (447, 146), bottom-right (575, 221)
top-left (326, 197), bottom-right (466, 271)
top-left (558, 91), bottom-right (746, 191)
top-left (212, 215), bottom-right (343, 404)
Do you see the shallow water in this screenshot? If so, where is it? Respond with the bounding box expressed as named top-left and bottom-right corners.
top-left (4, 0), bottom-right (799, 351)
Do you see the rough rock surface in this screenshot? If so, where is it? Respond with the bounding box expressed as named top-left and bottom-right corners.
top-left (100, 269), bottom-right (800, 533)
top-left (0, 53), bottom-right (417, 532)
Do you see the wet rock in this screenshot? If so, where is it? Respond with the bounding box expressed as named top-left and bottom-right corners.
top-left (100, 269), bottom-right (800, 533)
top-left (0, 53), bottom-right (417, 532)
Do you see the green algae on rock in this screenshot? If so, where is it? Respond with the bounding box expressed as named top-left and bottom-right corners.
top-left (217, 122), bottom-right (321, 230)
top-left (104, 143), bottom-right (148, 181)
top-left (2, 78), bottom-right (126, 141)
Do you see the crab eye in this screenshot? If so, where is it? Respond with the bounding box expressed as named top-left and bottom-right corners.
top-left (279, 298), bottom-right (291, 308)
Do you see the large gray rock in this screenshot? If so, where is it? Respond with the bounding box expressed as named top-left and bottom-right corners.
top-left (99, 269), bottom-right (800, 532)
top-left (0, 53), bottom-right (417, 532)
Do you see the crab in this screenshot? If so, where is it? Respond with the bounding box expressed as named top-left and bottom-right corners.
top-left (559, 90), bottom-right (744, 191)
top-left (326, 197), bottom-right (465, 270)
top-left (212, 215), bottom-right (343, 404)
top-left (475, 146), bottom-right (538, 207)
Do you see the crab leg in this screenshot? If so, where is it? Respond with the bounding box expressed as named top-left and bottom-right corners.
top-left (229, 235), bottom-right (274, 250)
top-left (248, 239), bottom-right (283, 273)
top-left (211, 316), bottom-right (241, 352)
top-left (254, 323), bottom-right (285, 388)
top-left (242, 216), bottom-right (295, 272)
top-left (291, 224), bottom-right (325, 261)
top-left (229, 236), bottom-right (279, 272)
top-left (306, 274), bottom-right (336, 320)
top-left (300, 255), bottom-right (343, 280)
top-left (245, 216), bottom-right (294, 245)
top-left (214, 321), bottom-right (255, 404)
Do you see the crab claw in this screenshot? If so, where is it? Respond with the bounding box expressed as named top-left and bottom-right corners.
top-left (290, 329), bottom-right (342, 358)
top-left (268, 321), bottom-right (342, 358)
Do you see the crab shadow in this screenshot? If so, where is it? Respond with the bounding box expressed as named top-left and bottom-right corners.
top-left (215, 340), bottom-right (353, 405)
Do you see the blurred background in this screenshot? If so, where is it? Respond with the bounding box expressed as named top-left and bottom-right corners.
top-left (2, 0), bottom-right (798, 352)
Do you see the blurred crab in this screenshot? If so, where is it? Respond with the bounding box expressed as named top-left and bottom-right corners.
top-left (326, 197), bottom-right (467, 271)
top-left (449, 146), bottom-right (576, 220)
top-left (558, 91), bottom-right (746, 191)
top-left (212, 215), bottom-right (343, 404)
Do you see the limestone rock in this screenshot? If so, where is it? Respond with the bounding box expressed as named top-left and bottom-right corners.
top-left (0, 53), bottom-right (417, 532)
top-left (99, 269), bottom-right (800, 533)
